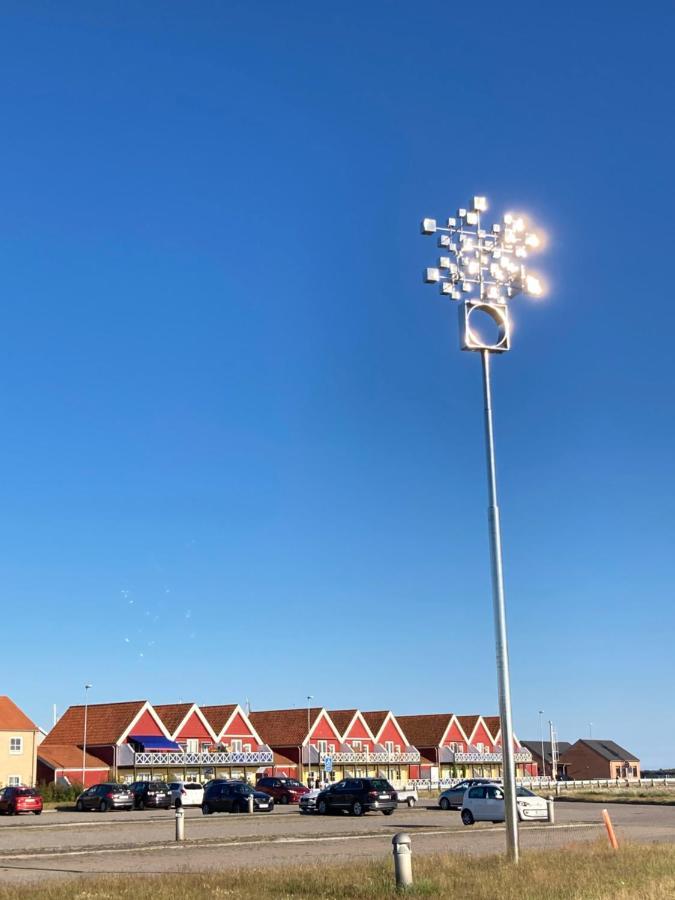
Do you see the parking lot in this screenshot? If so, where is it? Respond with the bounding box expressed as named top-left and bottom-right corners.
top-left (0, 800), bottom-right (674, 885)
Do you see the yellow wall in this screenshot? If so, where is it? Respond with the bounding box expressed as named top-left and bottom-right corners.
top-left (0, 730), bottom-right (38, 787)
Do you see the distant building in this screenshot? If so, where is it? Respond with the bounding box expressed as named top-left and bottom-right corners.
top-left (0, 696), bottom-right (40, 787)
top-left (560, 739), bottom-right (640, 780)
top-left (520, 740), bottom-right (572, 778)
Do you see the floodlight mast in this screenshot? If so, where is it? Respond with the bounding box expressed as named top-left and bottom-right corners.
top-left (420, 196), bottom-right (546, 865)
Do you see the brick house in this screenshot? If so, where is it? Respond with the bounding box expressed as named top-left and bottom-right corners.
top-left (560, 740), bottom-right (640, 780)
top-left (519, 740), bottom-right (572, 778)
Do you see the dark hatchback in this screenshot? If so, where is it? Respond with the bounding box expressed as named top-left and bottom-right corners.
top-left (202, 781), bottom-right (274, 814)
top-left (129, 781), bottom-right (172, 810)
top-left (316, 778), bottom-right (397, 816)
top-left (256, 777), bottom-right (309, 805)
top-left (75, 783), bottom-right (134, 812)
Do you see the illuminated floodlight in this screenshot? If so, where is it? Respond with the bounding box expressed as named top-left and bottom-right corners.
top-left (424, 267), bottom-right (440, 283)
top-left (421, 218), bottom-right (437, 234)
top-left (473, 196), bottom-right (488, 212)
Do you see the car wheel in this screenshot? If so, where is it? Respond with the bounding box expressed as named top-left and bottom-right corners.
top-left (76, 800), bottom-right (84, 812)
top-left (99, 800), bottom-right (109, 813)
top-left (137, 799), bottom-right (145, 811)
top-left (317, 799), bottom-right (328, 815)
top-left (7, 806), bottom-right (15, 816)
top-left (351, 801), bottom-right (364, 817)
top-left (439, 797), bottom-right (450, 811)
top-left (383, 809), bottom-right (394, 816)
top-left (34, 810), bottom-right (42, 816)
top-left (280, 794), bottom-right (289, 805)
top-left (461, 809), bottom-right (474, 826)
top-left (202, 803), bottom-right (212, 815)
top-left (407, 797), bottom-right (416, 808)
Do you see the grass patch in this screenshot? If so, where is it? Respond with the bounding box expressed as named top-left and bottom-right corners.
top-left (557, 789), bottom-right (675, 806)
top-left (1, 842), bottom-right (673, 899)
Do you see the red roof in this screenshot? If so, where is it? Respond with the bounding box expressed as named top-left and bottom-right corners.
top-left (154, 703), bottom-right (194, 735)
top-left (396, 714), bottom-right (455, 748)
top-left (362, 711), bottom-right (389, 738)
top-left (200, 705), bottom-right (237, 736)
top-left (249, 708), bottom-right (323, 746)
top-left (0, 696), bottom-right (38, 732)
top-left (42, 701), bottom-right (146, 747)
top-left (457, 715), bottom-right (480, 741)
top-left (327, 709), bottom-right (359, 736)
top-left (272, 752), bottom-right (298, 768)
top-left (482, 716), bottom-right (501, 740)
top-left (38, 744), bottom-right (109, 770)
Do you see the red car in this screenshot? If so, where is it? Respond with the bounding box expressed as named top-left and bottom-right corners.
top-left (0, 786), bottom-right (43, 815)
top-left (255, 777), bottom-right (309, 804)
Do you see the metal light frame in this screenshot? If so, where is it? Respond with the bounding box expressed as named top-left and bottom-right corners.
top-left (420, 196), bottom-right (546, 864)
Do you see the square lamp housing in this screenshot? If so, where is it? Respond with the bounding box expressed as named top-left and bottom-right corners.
top-left (460, 300), bottom-right (511, 353)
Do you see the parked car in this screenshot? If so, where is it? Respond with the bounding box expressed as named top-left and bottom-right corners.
top-left (168, 781), bottom-right (204, 808)
top-left (315, 778), bottom-right (397, 816)
top-left (298, 788), bottom-right (321, 814)
top-left (438, 778), bottom-right (499, 811)
top-left (395, 787), bottom-right (418, 808)
top-left (0, 786), bottom-right (43, 816)
top-left (202, 781), bottom-right (274, 814)
top-left (75, 783), bottom-right (134, 812)
top-left (256, 777), bottom-right (309, 805)
top-left (128, 781), bottom-right (172, 810)
top-left (460, 783), bottom-right (548, 825)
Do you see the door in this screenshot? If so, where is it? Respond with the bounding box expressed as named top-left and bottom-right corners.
top-left (466, 785), bottom-right (487, 819)
top-left (329, 780), bottom-right (349, 810)
top-left (484, 785), bottom-right (504, 821)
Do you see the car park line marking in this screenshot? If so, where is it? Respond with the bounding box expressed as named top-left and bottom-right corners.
top-left (0, 822), bottom-right (602, 863)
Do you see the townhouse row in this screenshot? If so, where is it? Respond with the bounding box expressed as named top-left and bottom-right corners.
top-left (36, 699), bottom-right (537, 788)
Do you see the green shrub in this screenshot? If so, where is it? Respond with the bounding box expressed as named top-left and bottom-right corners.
top-left (38, 781), bottom-right (90, 802)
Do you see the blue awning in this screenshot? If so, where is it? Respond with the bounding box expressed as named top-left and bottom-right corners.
top-left (129, 734), bottom-right (182, 752)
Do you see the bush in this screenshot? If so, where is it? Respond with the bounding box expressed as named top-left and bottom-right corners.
top-left (38, 781), bottom-right (88, 802)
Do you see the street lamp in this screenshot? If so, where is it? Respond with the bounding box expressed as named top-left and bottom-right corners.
top-left (539, 710), bottom-right (545, 779)
top-left (421, 196), bottom-right (546, 864)
top-left (306, 695), bottom-right (314, 785)
top-left (82, 683), bottom-right (92, 787)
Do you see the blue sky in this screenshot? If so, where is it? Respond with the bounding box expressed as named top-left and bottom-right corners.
top-left (1, 2), bottom-right (674, 768)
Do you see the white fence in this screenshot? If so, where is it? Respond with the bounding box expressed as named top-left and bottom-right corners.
top-left (133, 750), bottom-right (274, 766)
top-left (409, 775), bottom-right (675, 791)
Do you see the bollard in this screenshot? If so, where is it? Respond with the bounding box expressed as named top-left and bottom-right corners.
top-left (547, 796), bottom-right (555, 825)
top-left (247, 793), bottom-right (254, 814)
top-left (392, 833), bottom-right (413, 891)
top-left (602, 808), bottom-right (619, 850)
top-left (175, 806), bottom-right (185, 842)
top-left (555, 782), bottom-right (560, 797)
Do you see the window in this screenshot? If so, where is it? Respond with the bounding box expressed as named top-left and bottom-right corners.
top-left (243, 743), bottom-right (251, 753)
top-left (186, 739), bottom-right (199, 753)
top-left (351, 741), bottom-right (361, 751)
top-left (317, 740), bottom-right (327, 754)
top-left (395, 745), bottom-right (401, 754)
top-left (9, 737), bottom-right (23, 754)
top-left (230, 739), bottom-right (242, 753)
top-left (468, 786), bottom-right (486, 799)
top-left (8, 776), bottom-right (21, 787)
top-left (449, 742), bottom-right (458, 752)
top-left (328, 744), bottom-right (335, 754)
top-left (475, 743), bottom-right (484, 753)
top-left (385, 741), bottom-right (394, 754)
top-left (200, 742), bottom-right (211, 752)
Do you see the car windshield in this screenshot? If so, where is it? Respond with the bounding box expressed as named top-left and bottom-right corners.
top-left (516, 787), bottom-right (535, 797)
top-left (17, 789), bottom-right (38, 797)
top-left (278, 779), bottom-right (302, 787)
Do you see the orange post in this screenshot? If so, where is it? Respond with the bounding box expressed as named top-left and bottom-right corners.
top-left (602, 808), bottom-right (619, 850)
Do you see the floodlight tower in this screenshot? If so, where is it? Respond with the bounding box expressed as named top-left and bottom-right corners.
top-left (420, 196), bottom-right (545, 864)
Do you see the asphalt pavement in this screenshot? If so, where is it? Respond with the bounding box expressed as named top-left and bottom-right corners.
top-left (0, 800), bottom-right (673, 885)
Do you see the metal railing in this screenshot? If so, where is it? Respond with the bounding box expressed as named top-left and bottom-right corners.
top-left (320, 750), bottom-right (421, 764)
top-left (133, 750), bottom-right (274, 766)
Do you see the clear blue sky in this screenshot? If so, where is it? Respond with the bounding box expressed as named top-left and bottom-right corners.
top-left (1, 2), bottom-right (673, 768)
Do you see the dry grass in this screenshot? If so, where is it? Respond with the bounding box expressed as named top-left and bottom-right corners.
top-left (557, 788), bottom-right (675, 805)
top-left (1, 842), bottom-right (673, 899)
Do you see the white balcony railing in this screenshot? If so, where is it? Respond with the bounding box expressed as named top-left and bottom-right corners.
top-left (133, 749), bottom-right (274, 767)
top-left (440, 746), bottom-right (533, 764)
top-left (321, 750), bottom-right (421, 765)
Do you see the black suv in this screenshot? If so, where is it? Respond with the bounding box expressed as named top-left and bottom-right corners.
top-left (202, 781), bottom-right (274, 814)
top-left (128, 781), bottom-right (172, 810)
top-left (315, 778), bottom-right (397, 816)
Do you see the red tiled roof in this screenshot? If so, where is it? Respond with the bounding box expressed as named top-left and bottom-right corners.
top-left (154, 703), bottom-right (194, 735)
top-left (362, 711), bottom-right (388, 738)
top-left (200, 705), bottom-right (237, 736)
top-left (396, 714), bottom-right (455, 748)
top-left (327, 709), bottom-right (359, 736)
top-left (0, 696), bottom-right (38, 732)
top-left (482, 716), bottom-right (501, 740)
top-left (38, 744), bottom-right (109, 770)
top-left (42, 701), bottom-right (146, 747)
top-left (272, 753), bottom-right (298, 768)
top-left (457, 715), bottom-right (480, 741)
top-left (249, 708), bottom-right (323, 746)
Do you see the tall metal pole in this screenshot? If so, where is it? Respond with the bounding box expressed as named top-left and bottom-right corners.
top-left (549, 720), bottom-right (558, 782)
top-left (539, 710), bottom-right (545, 778)
top-left (306, 695), bottom-right (313, 785)
top-left (480, 349), bottom-right (519, 863)
top-left (82, 684), bottom-right (91, 787)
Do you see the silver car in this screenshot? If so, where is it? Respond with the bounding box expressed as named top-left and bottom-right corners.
top-left (438, 778), bottom-right (499, 811)
top-left (75, 783), bottom-right (134, 812)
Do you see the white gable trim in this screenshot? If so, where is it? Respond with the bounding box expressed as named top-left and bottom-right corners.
top-left (370, 711), bottom-right (409, 747)
top-left (341, 710), bottom-right (376, 744)
top-left (303, 709), bottom-right (341, 747)
top-left (170, 704), bottom-right (218, 743)
top-left (439, 714), bottom-right (466, 747)
top-left (216, 705), bottom-right (265, 746)
top-left (118, 702), bottom-right (172, 745)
